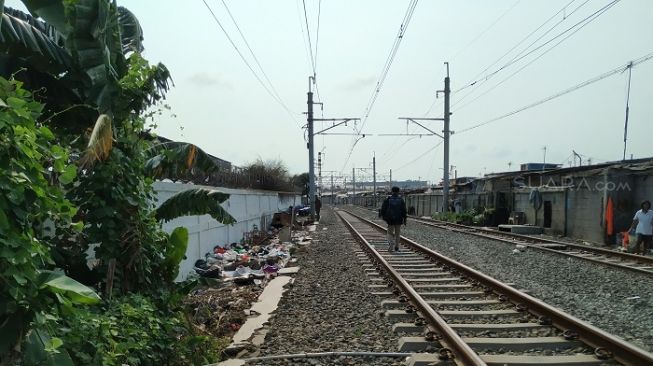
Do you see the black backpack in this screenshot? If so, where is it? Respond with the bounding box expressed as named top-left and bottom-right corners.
top-left (385, 196), bottom-right (403, 223)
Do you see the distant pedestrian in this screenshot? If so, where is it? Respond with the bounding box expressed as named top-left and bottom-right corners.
top-left (315, 195), bottom-right (322, 221)
top-left (380, 186), bottom-right (407, 252)
top-left (629, 200), bottom-right (653, 255)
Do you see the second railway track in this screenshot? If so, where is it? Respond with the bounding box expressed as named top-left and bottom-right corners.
top-left (337, 208), bottom-right (653, 366)
top-left (403, 214), bottom-right (653, 276)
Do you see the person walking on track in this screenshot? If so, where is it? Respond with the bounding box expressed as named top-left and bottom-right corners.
top-left (380, 186), bottom-right (407, 252)
top-left (630, 200), bottom-right (653, 255)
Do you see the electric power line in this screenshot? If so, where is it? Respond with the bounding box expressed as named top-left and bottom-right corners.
top-left (394, 140), bottom-right (443, 172)
top-left (359, 0), bottom-right (419, 132)
top-left (302, 0), bottom-right (316, 75)
top-left (449, 0), bottom-right (522, 61)
top-left (201, 0), bottom-right (299, 124)
top-left (456, 51), bottom-right (653, 135)
top-left (301, 0), bottom-right (323, 102)
top-left (218, 0), bottom-right (297, 119)
top-left (315, 0), bottom-right (322, 72)
top-left (453, 0), bottom-right (582, 95)
top-left (341, 0), bottom-right (419, 173)
top-left (453, 0), bottom-right (618, 113)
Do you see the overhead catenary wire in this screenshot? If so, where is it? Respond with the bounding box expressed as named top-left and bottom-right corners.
top-left (456, 51), bottom-right (653, 135)
top-left (422, 0), bottom-right (580, 123)
top-left (452, 0), bottom-right (611, 111)
top-left (340, 0), bottom-right (419, 173)
top-left (218, 0), bottom-right (295, 117)
top-left (295, 0), bottom-right (313, 75)
top-left (453, 0), bottom-right (582, 95)
top-left (302, 0), bottom-right (317, 76)
top-left (393, 140), bottom-right (443, 172)
top-left (201, 0), bottom-right (299, 124)
top-left (315, 0), bottom-right (322, 73)
top-left (449, 0), bottom-right (522, 61)
top-left (453, 0), bottom-right (618, 113)
top-left (359, 0), bottom-right (419, 132)
top-left (301, 0), bottom-right (323, 102)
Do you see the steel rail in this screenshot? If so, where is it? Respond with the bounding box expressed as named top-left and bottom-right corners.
top-left (343, 208), bottom-right (653, 366)
top-left (408, 215), bottom-right (653, 275)
top-left (335, 210), bottom-right (487, 366)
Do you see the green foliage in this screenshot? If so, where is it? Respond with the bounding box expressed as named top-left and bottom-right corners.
top-left (0, 7), bottom-right (73, 75)
top-left (68, 118), bottom-right (169, 293)
top-left (243, 159), bottom-right (294, 191)
top-left (59, 294), bottom-right (224, 366)
top-left (0, 76), bottom-right (97, 364)
top-left (23, 327), bottom-right (74, 366)
top-left (38, 270), bottom-right (102, 305)
top-left (145, 140), bottom-right (222, 181)
top-left (433, 208), bottom-right (478, 225)
top-left (162, 227), bottom-right (189, 282)
top-left (155, 188), bottom-right (237, 225)
top-left (1, 2), bottom-right (234, 364)
top-left (291, 172), bottom-right (310, 195)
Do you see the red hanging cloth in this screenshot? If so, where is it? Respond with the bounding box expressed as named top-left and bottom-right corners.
top-left (605, 196), bottom-right (614, 236)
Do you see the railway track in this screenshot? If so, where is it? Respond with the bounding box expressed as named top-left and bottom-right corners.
top-left (403, 214), bottom-right (653, 276)
top-left (336, 208), bottom-right (653, 366)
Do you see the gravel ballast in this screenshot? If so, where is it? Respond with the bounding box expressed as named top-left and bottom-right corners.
top-left (254, 208), bottom-right (403, 365)
top-left (348, 205), bottom-right (653, 353)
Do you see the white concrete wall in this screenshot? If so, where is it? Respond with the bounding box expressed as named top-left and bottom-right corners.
top-left (153, 181), bottom-right (300, 281)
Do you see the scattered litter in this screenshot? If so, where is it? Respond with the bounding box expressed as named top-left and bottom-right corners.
top-left (278, 266), bottom-right (301, 275)
top-left (626, 296), bottom-right (641, 301)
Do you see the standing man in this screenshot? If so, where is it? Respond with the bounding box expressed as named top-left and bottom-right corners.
top-left (629, 200), bottom-right (653, 255)
top-left (380, 186), bottom-right (407, 252)
top-left (314, 195), bottom-right (322, 222)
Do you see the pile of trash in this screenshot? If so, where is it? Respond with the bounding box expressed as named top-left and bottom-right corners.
top-left (193, 232), bottom-right (294, 285)
top-left (185, 286), bottom-right (261, 338)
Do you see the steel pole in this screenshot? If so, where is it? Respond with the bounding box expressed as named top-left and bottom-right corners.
top-left (307, 79), bottom-right (316, 218)
top-left (442, 65), bottom-right (451, 212)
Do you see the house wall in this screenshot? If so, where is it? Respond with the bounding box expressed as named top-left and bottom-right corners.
top-left (513, 189), bottom-right (566, 235)
top-left (358, 165), bottom-right (652, 243)
top-left (153, 181), bottom-right (300, 281)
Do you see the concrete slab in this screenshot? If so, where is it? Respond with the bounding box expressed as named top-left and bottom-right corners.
top-left (450, 322), bottom-right (544, 331)
top-left (217, 359), bottom-right (246, 366)
top-left (498, 224), bottom-right (543, 234)
top-left (405, 353), bottom-right (444, 366)
top-left (463, 336), bottom-right (581, 351)
top-left (392, 322), bottom-right (425, 334)
top-left (231, 276), bottom-right (292, 344)
top-left (385, 309), bottom-right (419, 321)
top-left (398, 337), bottom-right (438, 352)
top-left (407, 277), bottom-right (462, 283)
top-left (411, 284), bottom-right (474, 290)
top-left (415, 291), bottom-right (486, 299)
top-left (439, 309), bottom-right (521, 319)
top-left (400, 272), bottom-right (453, 277)
top-left (481, 354), bottom-right (602, 365)
top-left (278, 266), bottom-right (300, 275)
top-left (381, 299), bottom-right (498, 309)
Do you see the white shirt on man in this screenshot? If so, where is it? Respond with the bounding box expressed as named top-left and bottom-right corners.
top-left (634, 209), bottom-right (653, 235)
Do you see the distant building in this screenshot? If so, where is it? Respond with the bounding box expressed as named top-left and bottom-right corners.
top-left (520, 162), bottom-right (562, 171)
top-left (356, 157), bottom-right (653, 244)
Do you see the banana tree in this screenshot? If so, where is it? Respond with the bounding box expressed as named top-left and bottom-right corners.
top-left (0, 1), bottom-right (169, 133)
top-left (0, 1), bottom-right (235, 292)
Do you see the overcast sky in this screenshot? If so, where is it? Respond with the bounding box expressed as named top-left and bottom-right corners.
top-left (8, 0), bottom-right (653, 184)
